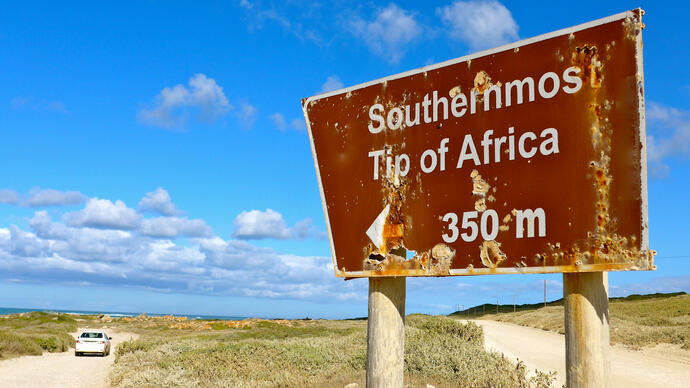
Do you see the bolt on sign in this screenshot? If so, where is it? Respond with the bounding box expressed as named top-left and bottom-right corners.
top-left (302, 9), bottom-right (655, 278)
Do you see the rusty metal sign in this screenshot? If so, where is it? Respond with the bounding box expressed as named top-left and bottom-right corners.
top-left (302, 9), bottom-right (655, 278)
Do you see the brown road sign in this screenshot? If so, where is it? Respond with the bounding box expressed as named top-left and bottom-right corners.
top-left (302, 9), bottom-right (655, 278)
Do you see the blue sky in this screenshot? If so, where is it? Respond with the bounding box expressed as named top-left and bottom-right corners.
top-left (0, 0), bottom-right (689, 319)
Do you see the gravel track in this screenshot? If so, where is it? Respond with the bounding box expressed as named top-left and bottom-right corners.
top-left (0, 328), bottom-right (138, 388)
top-left (469, 319), bottom-right (690, 388)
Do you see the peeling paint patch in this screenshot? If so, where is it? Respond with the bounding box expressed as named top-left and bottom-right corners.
top-left (480, 240), bottom-right (507, 269)
top-left (449, 86), bottom-right (462, 98)
top-left (430, 243), bottom-right (455, 274)
top-left (474, 198), bottom-right (487, 212)
top-left (471, 169), bottom-right (491, 197)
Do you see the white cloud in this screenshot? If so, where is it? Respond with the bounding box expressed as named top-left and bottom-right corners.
top-left (438, 0), bottom-right (519, 51)
top-left (239, 2), bottom-right (323, 45)
top-left (0, 189), bottom-right (20, 204)
top-left (138, 73), bottom-right (231, 129)
top-left (271, 113), bottom-right (306, 132)
top-left (236, 102), bottom-right (257, 128)
top-left (11, 97), bottom-right (68, 114)
top-left (231, 208), bottom-right (320, 240)
top-left (646, 102), bottom-right (690, 178)
top-left (0, 190), bottom-right (351, 303)
top-left (349, 4), bottom-right (422, 63)
top-left (27, 188), bottom-right (87, 207)
top-left (291, 118), bottom-right (306, 131)
top-left (138, 187), bottom-right (179, 216)
top-left (270, 113), bottom-right (287, 131)
top-left (30, 211), bottom-right (72, 240)
top-left (320, 75), bottom-right (344, 93)
top-left (0, 220), bottom-right (350, 302)
top-left (232, 209), bottom-right (293, 239)
top-left (65, 198), bottom-right (141, 230)
top-left (140, 217), bottom-right (213, 238)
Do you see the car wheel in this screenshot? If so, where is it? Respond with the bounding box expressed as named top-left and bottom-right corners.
top-left (75, 352), bottom-right (80, 357)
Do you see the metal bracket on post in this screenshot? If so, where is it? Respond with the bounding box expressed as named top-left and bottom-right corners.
top-left (563, 271), bottom-right (611, 387)
top-left (366, 277), bottom-right (406, 388)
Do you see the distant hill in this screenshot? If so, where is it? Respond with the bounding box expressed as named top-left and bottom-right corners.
top-left (449, 291), bottom-right (687, 317)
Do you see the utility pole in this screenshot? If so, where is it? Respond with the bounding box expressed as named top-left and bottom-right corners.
top-left (514, 295), bottom-right (516, 313)
top-left (496, 299), bottom-right (499, 314)
top-left (544, 279), bottom-right (547, 307)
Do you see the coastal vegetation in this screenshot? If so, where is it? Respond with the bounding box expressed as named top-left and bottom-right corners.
top-left (0, 311), bottom-right (76, 359)
top-left (2, 292), bottom-right (686, 386)
top-left (108, 315), bottom-right (555, 387)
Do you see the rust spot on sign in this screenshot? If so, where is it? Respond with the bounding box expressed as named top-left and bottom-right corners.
top-left (480, 241), bottom-right (507, 269)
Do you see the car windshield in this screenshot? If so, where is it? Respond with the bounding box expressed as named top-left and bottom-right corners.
top-left (80, 332), bottom-right (103, 338)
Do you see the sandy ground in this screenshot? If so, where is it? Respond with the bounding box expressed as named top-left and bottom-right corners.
top-left (468, 319), bottom-right (690, 388)
top-left (0, 328), bottom-right (138, 388)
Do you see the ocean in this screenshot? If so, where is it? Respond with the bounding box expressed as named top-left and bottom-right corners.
top-left (0, 306), bottom-right (246, 321)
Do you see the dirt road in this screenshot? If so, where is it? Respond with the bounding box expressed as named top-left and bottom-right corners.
top-left (0, 328), bottom-right (138, 388)
top-left (469, 319), bottom-right (690, 388)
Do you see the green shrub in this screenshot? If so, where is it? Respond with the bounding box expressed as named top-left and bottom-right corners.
top-left (110, 317), bottom-right (554, 388)
top-left (405, 316), bottom-right (554, 387)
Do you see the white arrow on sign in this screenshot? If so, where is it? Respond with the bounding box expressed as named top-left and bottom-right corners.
top-left (366, 204), bottom-right (390, 251)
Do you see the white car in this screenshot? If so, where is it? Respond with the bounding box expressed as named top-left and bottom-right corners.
top-left (75, 330), bottom-right (112, 357)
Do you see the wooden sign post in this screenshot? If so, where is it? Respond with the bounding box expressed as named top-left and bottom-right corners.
top-left (303, 9), bottom-right (652, 387)
top-left (366, 277), bottom-right (406, 387)
top-left (564, 272), bottom-right (611, 387)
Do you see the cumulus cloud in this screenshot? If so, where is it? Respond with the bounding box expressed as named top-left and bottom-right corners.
top-left (270, 113), bottom-right (287, 131)
top-left (138, 187), bottom-right (179, 216)
top-left (0, 189), bottom-right (349, 303)
top-left (138, 74), bottom-right (231, 129)
top-left (139, 217), bottom-right (213, 238)
top-left (438, 0), bottom-right (519, 51)
top-left (0, 216), bottom-right (352, 302)
top-left (291, 118), bottom-right (306, 131)
top-left (11, 97), bottom-right (68, 114)
top-left (65, 198), bottom-right (141, 230)
top-left (0, 189), bottom-right (20, 205)
top-left (236, 102), bottom-right (257, 128)
top-left (232, 209), bottom-right (295, 239)
top-left (27, 188), bottom-right (87, 207)
top-left (320, 75), bottom-right (344, 93)
top-left (231, 209), bottom-right (321, 240)
top-left (271, 113), bottom-right (306, 132)
top-left (646, 102), bottom-right (690, 178)
top-left (348, 4), bottom-right (422, 63)
top-left (239, 1), bottom-right (323, 45)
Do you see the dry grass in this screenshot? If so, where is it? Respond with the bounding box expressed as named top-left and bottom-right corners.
top-left (109, 315), bottom-right (555, 388)
top-left (476, 293), bottom-right (690, 349)
top-left (0, 312), bottom-right (77, 359)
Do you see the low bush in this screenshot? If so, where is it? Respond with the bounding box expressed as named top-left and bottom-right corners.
top-left (110, 317), bottom-right (554, 387)
top-left (0, 312), bottom-right (77, 359)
